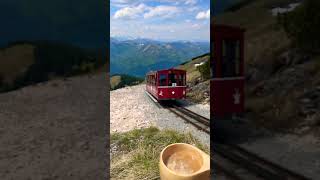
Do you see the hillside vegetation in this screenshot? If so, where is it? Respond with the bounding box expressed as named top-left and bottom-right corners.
top-left (216, 0), bottom-right (320, 134)
top-left (110, 74), bottom-right (144, 90)
top-left (178, 53), bottom-right (210, 103)
top-left (0, 41), bottom-right (106, 93)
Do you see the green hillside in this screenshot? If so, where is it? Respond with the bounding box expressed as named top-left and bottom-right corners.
top-left (216, 0), bottom-right (320, 133)
top-left (110, 74), bottom-right (144, 90)
top-left (178, 53), bottom-right (210, 103)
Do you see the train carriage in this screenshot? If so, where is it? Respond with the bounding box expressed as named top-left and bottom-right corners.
top-left (146, 68), bottom-right (187, 101)
top-left (211, 24), bottom-right (245, 117)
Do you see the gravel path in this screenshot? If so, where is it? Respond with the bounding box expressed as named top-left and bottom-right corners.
top-left (240, 133), bottom-right (320, 179)
top-left (217, 117), bottom-right (320, 179)
top-left (110, 85), bottom-right (210, 147)
top-left (0, 73), bottom-right (108, 180)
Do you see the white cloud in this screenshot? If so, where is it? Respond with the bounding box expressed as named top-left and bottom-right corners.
top-left (185, 0), bottom-right (197, 5)
top-left (114, 4), bottom-right (149, 19)
top-left (192, 23), bottom-right (201, 29)
top-left (196, 9), bottom-right (210, 19)
top-left (187, 6), bottom-right (200, 12)
top-left (111, 0), bottom-right (198, 7)
top-left (144, 6), bottom-right (180, 19)
top-left (111, 20), bottom-right (209, 41)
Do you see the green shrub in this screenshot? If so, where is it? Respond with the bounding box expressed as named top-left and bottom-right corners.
top-left (277, 0), bottom-right (320, 53)
top-left (197, 60), bottom-right (210, 80)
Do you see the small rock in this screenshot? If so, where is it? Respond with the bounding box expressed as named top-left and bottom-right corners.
top-left (301, 98), bottom-right (311, 104)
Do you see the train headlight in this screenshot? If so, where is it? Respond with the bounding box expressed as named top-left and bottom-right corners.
top-left (183, 90), bottom-right (185, 95)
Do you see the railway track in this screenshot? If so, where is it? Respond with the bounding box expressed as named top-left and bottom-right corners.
top-left (213, 143), bottom-right (311, 180)
top-left (146, 94), bottom-right (310, 180)
top-left (167, 103), bottom-right (210, 134)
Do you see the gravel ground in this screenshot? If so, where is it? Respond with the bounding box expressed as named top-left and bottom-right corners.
top-left (217, 117), bottom-right (320, 179)
top-left (0, 73), bottom-right (108, 180)
top-left (110, 84), bottom-right (210, 148)
top-left (177, 100), bottom-right (210, 119)
top-left (240, 133), bottom-right (320, 179)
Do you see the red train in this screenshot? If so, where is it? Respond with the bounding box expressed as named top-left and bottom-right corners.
top-left (146, 68), bottom-right (187, 101)
top-left (211, 24), bottom-right (245, 117)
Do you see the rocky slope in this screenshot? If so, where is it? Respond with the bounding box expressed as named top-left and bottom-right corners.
top-left (178, 54), bottom-right (210, 104)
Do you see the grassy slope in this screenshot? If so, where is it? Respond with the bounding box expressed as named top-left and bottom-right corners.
top-left (216, 0), bottom-right (320, 132)
top-left (177, 54), bottom-right (210, 103)
top-left (177, 54), bottom-right (209, 83)
top-left (110, 74), bottom-right (144, 90)
top-left (110, 127), bottom-right (208, 180)
top-left (0, 44), bottom-right (35, 84)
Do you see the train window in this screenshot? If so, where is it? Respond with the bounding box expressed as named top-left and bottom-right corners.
top-left (159, 74), bottom-right (167, 86)
top-left (168, 73), bottom-right (177, 86)
top-left (222, 39), bottom-right (240, 77)
top-left (176, 74), bottom-right (184, 86)
top-left (176, 74), bottom-right (181, 86)
top-left (182, 74), bottom-right (186, 86)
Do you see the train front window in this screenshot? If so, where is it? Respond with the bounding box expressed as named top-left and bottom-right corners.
top-left (176, 74), bottom-right (185, 86)
top-left (159, 74), bottom-right (167, 86)
top-left (168, 73), bottom-right (177, 86)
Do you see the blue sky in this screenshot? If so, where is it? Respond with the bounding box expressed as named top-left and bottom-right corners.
top-left (110, 0), bottom-right (210, 42)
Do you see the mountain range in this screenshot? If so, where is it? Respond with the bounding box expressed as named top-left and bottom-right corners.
top-left (110, 38), bottom-right (210, 77)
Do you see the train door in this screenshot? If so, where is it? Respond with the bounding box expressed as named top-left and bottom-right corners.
top-left (211, 24), bottom-right (245, 117)
top-left (158, 72), bottom-right (167, 99)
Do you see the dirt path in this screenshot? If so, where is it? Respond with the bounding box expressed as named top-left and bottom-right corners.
top-left (0, 73), bottom-right (108, 180)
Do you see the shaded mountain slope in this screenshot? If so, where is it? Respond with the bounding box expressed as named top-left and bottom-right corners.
top-left (0, 41), bottom-right (106, 93)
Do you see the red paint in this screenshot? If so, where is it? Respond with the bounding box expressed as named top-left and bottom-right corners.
top-left (211, 24), bottom-right (245, 117)
top-left (211, 78), bottom-right (245, 116)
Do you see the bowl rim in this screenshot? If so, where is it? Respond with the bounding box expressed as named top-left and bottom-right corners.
top-left (159, 143), bottom-right (206, 177)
